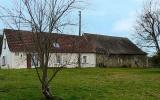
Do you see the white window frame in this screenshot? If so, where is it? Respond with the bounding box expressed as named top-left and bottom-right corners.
top-left (53, 42), bottom-right (60, 48)
top-left (56, 55), bottom-right (61, 64)
top-left (82, 56), bottom-right (87, 64)
top-left (32, 54), bottom-right (38, 66)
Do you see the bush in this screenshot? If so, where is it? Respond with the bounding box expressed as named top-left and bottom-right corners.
top-left (150, 51), bottom-right (160, 67)
top-left (97, 63), bottom-right (107, 68)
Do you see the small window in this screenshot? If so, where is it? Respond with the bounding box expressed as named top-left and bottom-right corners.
top-left (82, 56), bottom-right (87, 64)
top-left (56, 55), bottom-right (61, 64)
top-left (32, 54), bottom-right (38, 66)
top-left (53, 42), bottom-right (60, 48)
top-left (2, 56), bottom-right (6, 66)
top-left (4, 39), bottom-right (6, 49)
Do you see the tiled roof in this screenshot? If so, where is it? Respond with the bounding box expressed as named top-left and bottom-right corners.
top-left (4, 29), bottom-right (94, 53)
top-left (83, 33), bottom-right (147, 55)
top-left (3, 29), bottom-right (146, 55)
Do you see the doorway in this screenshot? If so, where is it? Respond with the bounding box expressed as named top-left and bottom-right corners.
top-left (27, 54), bottom-right (31, 69)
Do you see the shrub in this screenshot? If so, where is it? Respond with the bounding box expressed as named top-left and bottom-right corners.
top-left (121, 64), bottom-right (131, 68)
top-left (97, 63), bottom-right (107, 68)
top-left (150, 51), bottom-right (160, 67)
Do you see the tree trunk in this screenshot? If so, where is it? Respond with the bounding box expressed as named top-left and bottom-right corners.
top-left (42, 71), bottom-right (54, 99)
top-left (42, 84), bottom-right (53, 99)
top-left (41, 61), bottom-right (53, 99)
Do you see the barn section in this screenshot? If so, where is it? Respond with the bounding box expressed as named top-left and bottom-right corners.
top-left (84, 33), bottom-right (148, 67)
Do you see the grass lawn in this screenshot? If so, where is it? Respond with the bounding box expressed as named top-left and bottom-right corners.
top-left (0, 68), bottom-right (160, 100)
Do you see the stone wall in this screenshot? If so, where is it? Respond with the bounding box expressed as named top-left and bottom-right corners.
top-left (96, 54), bottom-right (148, 67)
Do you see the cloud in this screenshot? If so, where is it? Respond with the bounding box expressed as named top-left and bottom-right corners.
top-left (112, 12), bottom-right (136, 34)
top-left (113, 18), bottom-right (134, 33)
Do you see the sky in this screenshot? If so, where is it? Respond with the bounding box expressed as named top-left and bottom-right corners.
top-left (0, 0), bottom-right (144, 39)
top-left (81, 0), bottom-right (144, 39)
top-left (0, 0), bottom-right (143, 39)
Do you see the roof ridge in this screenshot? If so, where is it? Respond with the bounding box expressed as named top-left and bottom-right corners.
top-left (4, 28), bottom-right (80, 37)
top-left (83, 33), bottom-right (128, 39)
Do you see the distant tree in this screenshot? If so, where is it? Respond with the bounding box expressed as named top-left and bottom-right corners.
top-left (150, 51), bottom-right (160, 66)
top-left (0, 0), bottom-right (83, 99)
top-left (135, 0), bottom-right (160, 54)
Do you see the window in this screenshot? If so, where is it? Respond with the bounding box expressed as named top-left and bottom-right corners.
top-left (2, 56), bottom-right (6, 66)
top-left (82, 56), bottom-right (87, 64)
top-left (63, 56), bottom-right (68, 64)
top-left (56, 55), bottom-right (61, 64)
top-left (21, 54), bottom-right (23, 58)
top-left (4, 39), bottom-right (6, 49)
top-left (53, 42), bottom-right (60, 48)
top-left (32, 54), bottom-right (38, 66)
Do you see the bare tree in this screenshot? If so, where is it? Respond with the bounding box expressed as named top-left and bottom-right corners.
top-left (135, 0), bottom-right (160, 54)
top-left (0, 0), bottom-right (83, 99)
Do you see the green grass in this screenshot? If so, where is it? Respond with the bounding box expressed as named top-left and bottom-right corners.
top-left (0, 68), bottom-right (160, 100)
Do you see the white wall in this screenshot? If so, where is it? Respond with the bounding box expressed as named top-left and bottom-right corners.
top-left (0, 34), bottom-right (27, 69)
top-left (49, 53), bottom-right (78, 68)
top-left (80, 53), bottom-right (96, 68)
top-left (2, 52), bottom-right (96, 69)
top-left (12, 52), bottom-right (27, 68)
top-left (48, 53), bottom-right (96, 68)
top-left (0, 34), bottom-right (13, 69)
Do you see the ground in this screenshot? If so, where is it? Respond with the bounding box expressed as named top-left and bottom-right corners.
top-left (0, 68), bottom-right (160, 100)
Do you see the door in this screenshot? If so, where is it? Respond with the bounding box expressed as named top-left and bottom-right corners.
top-left (27, 54), bottom-right (31, 69)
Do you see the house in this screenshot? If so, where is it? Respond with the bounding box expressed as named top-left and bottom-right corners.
top-left (0, 29), bottom-right (147, 69)
top-left (0, 29), bottom-right (96, 69)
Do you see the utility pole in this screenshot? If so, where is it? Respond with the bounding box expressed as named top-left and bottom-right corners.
top-left (78, 11), bottom-right (81, 67)
top-left (79, 11), bottom-right (81, 36)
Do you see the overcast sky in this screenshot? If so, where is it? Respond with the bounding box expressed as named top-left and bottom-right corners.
top-left (81, 0), bottom-right (144, 38)
top-left (0, 0), bottom-right (144, 39)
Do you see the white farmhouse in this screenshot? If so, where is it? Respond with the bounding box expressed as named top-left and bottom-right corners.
top-left (0, 29), bottom-right (96, 69)
top-left (0, 29), bottom-right (147, 69)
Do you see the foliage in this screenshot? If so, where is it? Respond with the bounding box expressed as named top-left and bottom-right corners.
top-left (150, 51), bottom-right (160, 67)
top-left (135, 0), bottom-right (160, 53)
